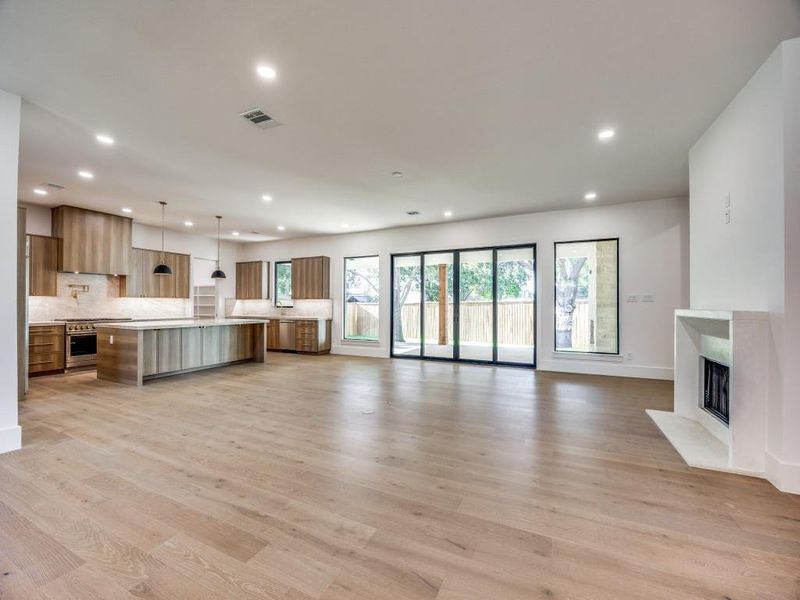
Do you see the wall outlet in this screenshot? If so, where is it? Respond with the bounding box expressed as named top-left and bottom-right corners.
top-left (641, 294), bottom-right (655, 302)
top-left (109, 335), bottom-right (114, 345)
top-left (724, 192), bottom-right (731, 224)
top-left (625, 352), bottom-right (633, 361)
top-left (626, 295), bottom-right (639, 302)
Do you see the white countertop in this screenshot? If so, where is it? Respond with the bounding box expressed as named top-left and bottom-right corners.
top-left (231, 315), bottom-right (332, 321)
top-left (95, 318), bottom-right (267, 330)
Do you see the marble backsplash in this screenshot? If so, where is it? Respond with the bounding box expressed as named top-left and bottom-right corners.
top-left (28, 273), bottom-right (192, 322)
top-left (230, 298), bottom-right (333, 319)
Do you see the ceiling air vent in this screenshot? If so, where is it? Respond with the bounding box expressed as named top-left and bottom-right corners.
top-left (240, 108), bottom-right (281, 129)
top-left (406, 210), bottom-right (420, 216)
top-left (43, 183), bottom-right (65, 191)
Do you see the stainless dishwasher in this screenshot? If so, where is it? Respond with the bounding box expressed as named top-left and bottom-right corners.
top-left (278, 320), bottom-right (296, 351)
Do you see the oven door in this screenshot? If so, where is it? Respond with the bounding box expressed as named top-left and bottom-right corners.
top-left (67, 332), bottom-right (97, 367)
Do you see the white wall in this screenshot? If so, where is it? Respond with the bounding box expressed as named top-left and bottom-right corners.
top-left (22, 203), bottom-right (239, 320)
top-left (689, 38), bottom-right (800, 493)
top-left (237, 196), bottom-right (690, 379)
top-left (0, 89), bottom-right (21, 453)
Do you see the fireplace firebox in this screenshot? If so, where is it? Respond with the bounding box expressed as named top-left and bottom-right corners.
top-left (703, 358), bottom-right (729, 425)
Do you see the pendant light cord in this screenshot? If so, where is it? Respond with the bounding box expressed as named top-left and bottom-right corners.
top-left (160, 201), bottom-right (167, 261)
top-left (216, 216), bottom-right (222, 268)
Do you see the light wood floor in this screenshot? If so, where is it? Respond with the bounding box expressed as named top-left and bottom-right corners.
top-left (2, 354), bottom-right (799, 599)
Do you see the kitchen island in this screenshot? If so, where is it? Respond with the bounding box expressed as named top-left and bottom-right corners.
top-left (95, 319), bottom-right (267, 386)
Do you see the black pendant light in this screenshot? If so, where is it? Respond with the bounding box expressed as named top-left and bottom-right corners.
top-left (153, 201), bottom-right (173, 275)
top-left (211, 215), bottom-right (226, 279)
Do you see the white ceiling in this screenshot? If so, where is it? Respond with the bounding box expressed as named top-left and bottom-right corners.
top-left (1, 0), bottom-right (799, 241)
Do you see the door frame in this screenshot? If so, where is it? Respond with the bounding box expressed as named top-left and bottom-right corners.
top-left (390, 243), bottom-right (537, 368)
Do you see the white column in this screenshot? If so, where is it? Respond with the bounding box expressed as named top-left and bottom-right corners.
top-left (0, 88), bottom-right (21, 453)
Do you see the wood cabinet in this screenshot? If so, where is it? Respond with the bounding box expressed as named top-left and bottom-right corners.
top-left (201, 327), bottom-right (221, 366)
top-left (124, 248), bottom-right (190, 298)
top-left (291, 256), bottom-right (330, 299)
top-left (236, 261), bottom-right (270, 299)
top-left (180, 327), bottom-right (203, 370)
top-left (266, 320), bottom-right (280, 350)
top-left (51, 205), bottom-right (132, 275)
top-left (295, 320), bottom-right (332, 354)
top-left (28, 235), bottom-right (58, 296)
top-left (156, 329), bottom-right (182, 373)
top-left (29, 325), bottom-right (65, 375)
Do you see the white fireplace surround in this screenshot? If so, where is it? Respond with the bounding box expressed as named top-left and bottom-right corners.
top-left (649, 309), bottom-right (769, 478)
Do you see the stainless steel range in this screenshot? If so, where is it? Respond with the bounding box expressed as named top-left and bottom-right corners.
top-left (56, 318), bottom-right (132, 369)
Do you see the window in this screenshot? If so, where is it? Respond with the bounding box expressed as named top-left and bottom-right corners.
top-left (554, 238), bottom-right (618, 354)
top-left (344, 256), bottom-right (379, 341)
top-left (275, 261), bottom-right (293, 307)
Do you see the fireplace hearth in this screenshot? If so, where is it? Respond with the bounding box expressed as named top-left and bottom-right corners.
top-left (703, 358), bottom-right (729, 425)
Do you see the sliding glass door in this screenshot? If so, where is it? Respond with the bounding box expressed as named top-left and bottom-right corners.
top-left (392, 254), bottom-right (422, 356)
top-left (458, 250), bottom-right (494, 361)
top-left (496, 246), bottom-right (536, 364)
top-left (391, 244), bottom-right (536, 366)
top-left (423, 253), bottom-right (454, 358)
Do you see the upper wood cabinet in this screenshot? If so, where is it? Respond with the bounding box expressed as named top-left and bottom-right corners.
top-left (291, 256), bottom-right (330, 299)
top-left (51, 206), bottom-right (132, 275)
top-left (124, 248), bottom-right (190, 299)
top-left (235, 261), bottom-right (270, 300)
top-left (28, 235), bottom-right (58, 296)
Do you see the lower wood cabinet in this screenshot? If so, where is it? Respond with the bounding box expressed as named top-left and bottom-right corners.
top-left (181, 327), bottom-right (203, 370)
top-left (295, 320), bottom-right (332, 354)
top-left (201, 327), bottom-right (221, 366)
top-left (142, 325), bottom-right (261, 377)
top-left (29, 325), bottom-right (65, 375)
top-left (266, 320), bottom-right (280, 350)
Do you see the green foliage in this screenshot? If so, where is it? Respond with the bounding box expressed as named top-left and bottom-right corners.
top-left (276, 262), bottom-right (292, 300)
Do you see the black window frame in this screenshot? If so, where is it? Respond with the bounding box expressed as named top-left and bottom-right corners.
top-left (390, 243), bottom-right (537, 369)
top-left (343, 254), bottom-right (380, 342)
top-left (553, 237), bottom-right (620, 356)
top-left (274, 260), bottom-right (293, 307)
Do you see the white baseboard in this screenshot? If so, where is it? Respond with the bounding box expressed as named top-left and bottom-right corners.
top-left (765, 452), bottom-right (800, 495)
top-left (331, 344), bottom-right (388, 358)
top-left (0, 425), bottom-right (21, 454)
top-left (538, 359), bottom-right (673, 380)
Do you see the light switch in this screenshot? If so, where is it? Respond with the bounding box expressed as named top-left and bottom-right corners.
top-left (626, 295), bottom-right (639, 302)
top-left (641, 294), bottom-right (655, 302)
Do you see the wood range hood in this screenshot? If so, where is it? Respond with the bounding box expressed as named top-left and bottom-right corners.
top-left (51, 205), bottom-right (133, 276)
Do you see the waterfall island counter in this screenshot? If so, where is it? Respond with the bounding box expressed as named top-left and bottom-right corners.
top-left (95, 319), bottom-right (267, 386)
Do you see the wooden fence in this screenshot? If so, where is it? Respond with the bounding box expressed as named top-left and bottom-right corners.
top-left (346, 301), bottom-right (537, 345)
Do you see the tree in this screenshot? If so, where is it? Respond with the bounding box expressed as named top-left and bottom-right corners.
top-left (555, 257), bottom-right (587, 349)
top-left (393, 265), bottom-right (419, 342)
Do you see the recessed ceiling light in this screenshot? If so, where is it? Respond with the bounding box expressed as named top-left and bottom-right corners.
top-left (277, 225), bottom-right (285, 231)
top-left (341, 223), bottom-right (350, 229)
top-left (597, 128), bottom-right (615, 141)
top-left (261, 194), bottom-right (272, 202)
top-left (391, 171), bottom-right (403, 177)
top-left (232, 231), bottom-right (240, 236)
top-left (96, 133), bottom-right (114, 146)
top-left (184, 221), bottom-right (193, 227)
top-left (33, 188), bottom-right (48, 196)
top-left (585, 192), bottom-right (597, 200)
top-left (77, 170), bottom-right (94, 179)
top-left (256, 64), bottom-right (277, 79)
top-left (121, 207), bottom-right (132, 213)
top-left (443, 210), bottom-right (453, 218)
